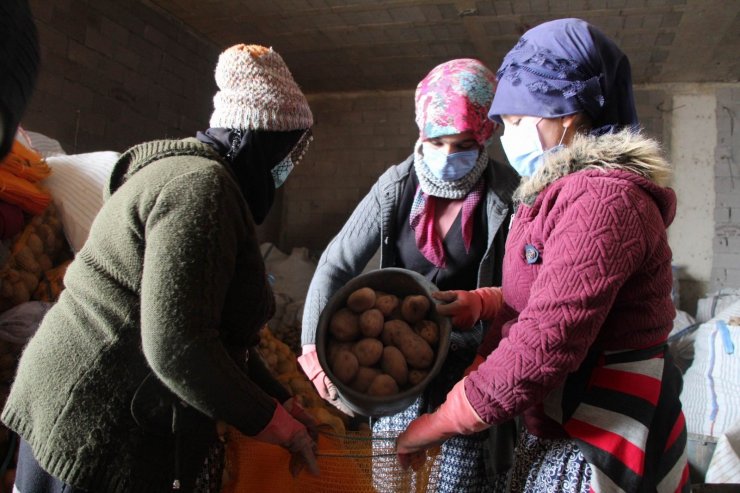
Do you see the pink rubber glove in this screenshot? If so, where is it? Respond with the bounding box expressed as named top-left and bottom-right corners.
top-left (297, 345), bottom-right (355, 417)
top-left (396, 379), bottom-right (488, 470)
top-left (254, 400), bottom-right (320, 477)
top-left (432, 287), bottom-right (503, 330)
top-left (283, 397), bottom-right (319, 442)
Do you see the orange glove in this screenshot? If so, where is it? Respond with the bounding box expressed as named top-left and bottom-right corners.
top-left (254, 400), bottom-right (320, 477)
top-left (297, 344), bottom-right (355, 417)
top-left (396, 378), bottom-right (488, 470)
top-left (433, 287), bottom-right (503, 330)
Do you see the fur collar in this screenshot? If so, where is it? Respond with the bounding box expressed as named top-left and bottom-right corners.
top-left (514, 129), bottom-right (671, 205)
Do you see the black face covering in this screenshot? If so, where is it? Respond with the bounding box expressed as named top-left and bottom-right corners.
top-left (196, 128), bottom-right (304, 224)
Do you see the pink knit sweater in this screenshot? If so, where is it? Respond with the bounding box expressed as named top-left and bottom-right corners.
top-left (466, 132), bottom-right (677, 437)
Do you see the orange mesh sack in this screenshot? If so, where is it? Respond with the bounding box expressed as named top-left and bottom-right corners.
top-left (0, 140), bottom-right (52, 215)
top-left (222, 428), bottom-right (441, 493)
top-left (0, 203), bottom-right (70, 311)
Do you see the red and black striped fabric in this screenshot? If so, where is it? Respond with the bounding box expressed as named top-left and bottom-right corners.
top-left (544, 344), bottom-right (690, 493)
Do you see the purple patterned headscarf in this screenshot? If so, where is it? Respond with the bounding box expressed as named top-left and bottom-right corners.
top-left (415, 58), bottom-right (498, 146)
top-left (489, 18), bottom-right (638, 134)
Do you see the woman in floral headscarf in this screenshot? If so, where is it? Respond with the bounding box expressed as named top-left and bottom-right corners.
top-left (299, 58), bottom-right (520, 491)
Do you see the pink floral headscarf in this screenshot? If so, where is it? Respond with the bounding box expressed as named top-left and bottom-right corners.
top-left (414, 58), bottom-right (498, 147)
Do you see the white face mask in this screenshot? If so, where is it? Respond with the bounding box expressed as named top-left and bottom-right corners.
top-left (271, 156), bottom-right (294, 189)
top-left (500, 118), bottom-right (567, 177)
top-left (422, 145), bottom-right (480, 181)
top-left (270, 128), bottom-right (313, 189)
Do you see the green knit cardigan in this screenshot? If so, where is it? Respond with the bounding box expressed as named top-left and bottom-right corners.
top-left (2, 139), bottom-right (287, 492)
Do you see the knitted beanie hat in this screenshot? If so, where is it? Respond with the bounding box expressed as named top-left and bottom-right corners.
top-left (210, 44), bottom-right (313, 131)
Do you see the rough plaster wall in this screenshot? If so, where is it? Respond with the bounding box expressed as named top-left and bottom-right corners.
top-left (668, 92), bottom-right (717, 314)
top-left (280, 90), bottom-right (417, 252)
top-left (24, 0), bottom-right (218, 154)
top-left (712, 87), bottom-right (740, 290)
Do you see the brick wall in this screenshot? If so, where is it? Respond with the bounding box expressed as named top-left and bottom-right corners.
top-left (712, 87), bottom-right (740, 290)
top-left (280, 88), bottom-right (670, 253)
top-left (24, 0), bottom-right (218, 154)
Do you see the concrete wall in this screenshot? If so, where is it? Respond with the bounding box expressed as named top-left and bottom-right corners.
top-left (668, 90), bottom-right (717, 313)
top-left (713, 87), bottom-right (740, 291)
top-left (279, 91), bottom-right (418, 251)
top-left (25, 0), bottom-right (218, 154)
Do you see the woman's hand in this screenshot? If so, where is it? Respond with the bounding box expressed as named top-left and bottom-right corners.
top-left (396, 379), bottom-right (489, 470)
top-left (297, 345), bottom-right (355, 417)
top-left (433, 290), bottom-right (482, 330)
top-left (254, 401), bottom-right (320, 477)
top-left (433, 287), bottom-right (503, 330)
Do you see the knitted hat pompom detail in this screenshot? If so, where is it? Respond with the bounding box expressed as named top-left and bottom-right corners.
top-left (210, 44), bottom-right (313, 131)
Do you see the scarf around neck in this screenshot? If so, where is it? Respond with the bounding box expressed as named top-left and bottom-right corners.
top-left (196, 127), bottom-right (303, 224)
top-left (410, 140), bottom-right (487, 268)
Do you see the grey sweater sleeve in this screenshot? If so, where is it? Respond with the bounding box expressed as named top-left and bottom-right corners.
top-left (301, 180), bottom-right (384, 346)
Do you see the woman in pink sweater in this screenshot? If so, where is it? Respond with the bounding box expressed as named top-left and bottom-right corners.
top-left (396, 18), bottom-right (690, 493)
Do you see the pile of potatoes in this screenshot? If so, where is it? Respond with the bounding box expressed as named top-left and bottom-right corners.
top-left (257, 326), bottom-right (348, 433)
top-left (326, 287), bottom-right (440, 397)
top-left (0, 203), bottom-right (70, 311)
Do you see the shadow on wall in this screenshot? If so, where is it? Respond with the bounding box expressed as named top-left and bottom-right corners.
top-left (673, 264), bottom-right (708, 319)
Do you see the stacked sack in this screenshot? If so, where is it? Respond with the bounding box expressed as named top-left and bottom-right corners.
top-left (0, 203), bottom-right (70, 312)
top-left (261, 243), bottom-right (318, 355)
top-left (0, 141), bottom-right (71, 312)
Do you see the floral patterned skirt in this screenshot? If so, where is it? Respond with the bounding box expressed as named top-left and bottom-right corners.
top-left (371, 398), bottom-right (506, 493)
top-left (507, 430), bottom-right (592, 493)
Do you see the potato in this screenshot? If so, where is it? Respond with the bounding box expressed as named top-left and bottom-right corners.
top-left (10, 281), bottom-right (30, 306)
top-left (374, 292), bottom-right (400, 317)
top-left (0, 279), bottom-right (13, 298)
top-left (381, 346), bottom-right (408, 387)
top-left (347, 287), bottom-right (376, 313)
top-left (327, 340), bottom-right (353, 362)
top-left (37, 224), bottom-right (55, 246)
top-left (414, 320), bottom-right (439, 347)
top-left (352, 338), bottom-right (383, 366)
top-left (367, 374), bottom-right (399, 396)
top-left (408, 369), bottom-right (429, 387)
top-left (401, 295), bottom-right (430, 324)
top-left (18, 271), bottom-right (38, 291)
top-left (392, 323), bottom-right (434, 369)
top-left (27, 233), bottom-right (44, 256)
top-left (15, 247), bottom-right (41, 275)
top-left (329, 308), bottom-right (360, 341)
top-left (331, 349), bottom-right (359, 384)
top-left (381, 319), bottom-right (411, 346)
top-left (359, 308), bottom-right (384, 338)
top-left (350, 366), bottom-right (381, 393)
top-left (38, 254), bottom-right (53, 272)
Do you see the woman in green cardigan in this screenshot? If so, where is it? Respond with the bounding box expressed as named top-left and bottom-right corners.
top-left (3, 44), bottom-right (317, 493)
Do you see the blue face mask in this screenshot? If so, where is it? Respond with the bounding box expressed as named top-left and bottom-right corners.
top-left (500, 118), bottom-right (565, 177)
top-left (271, 156), bottom-right (294, 189)
top-left (423, 146), bottom-right (480, 181)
